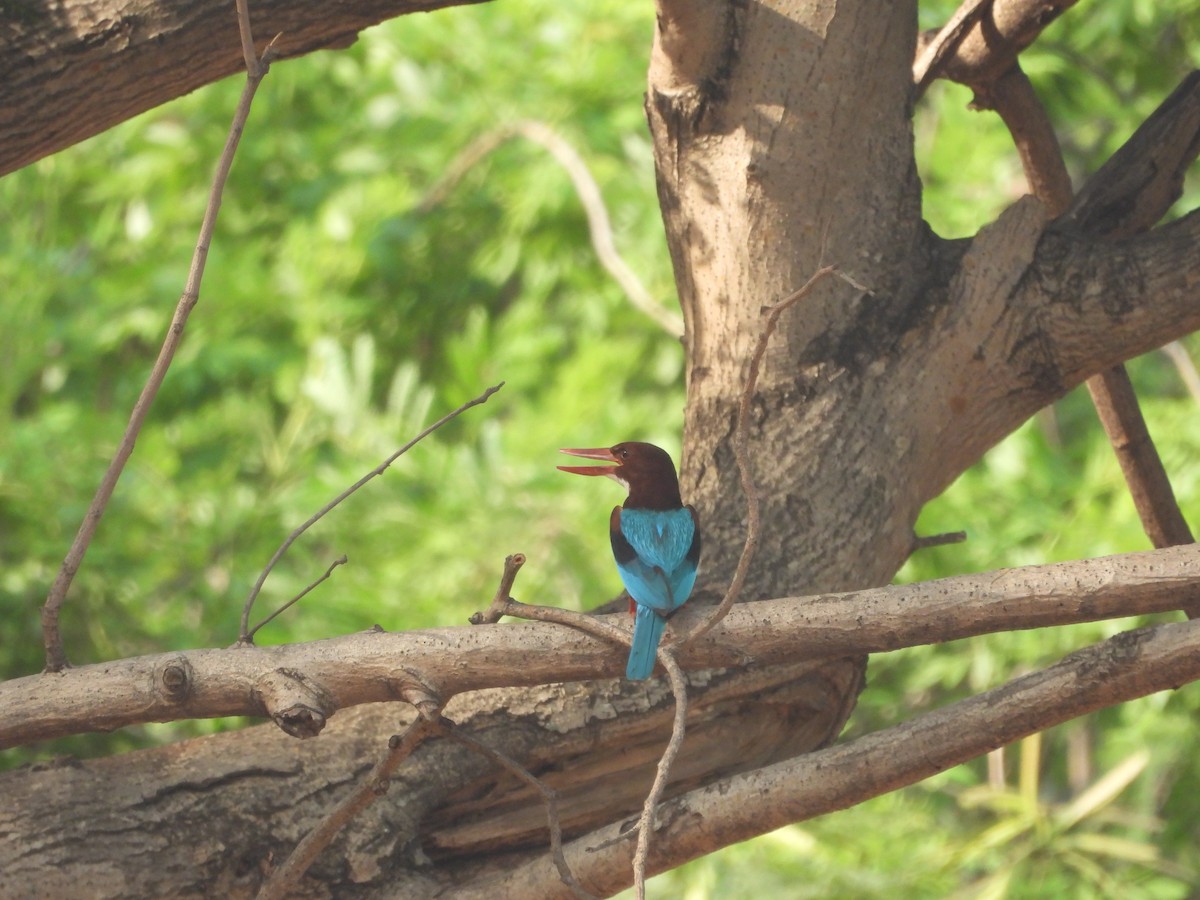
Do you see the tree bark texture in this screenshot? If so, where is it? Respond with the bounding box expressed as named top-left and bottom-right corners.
top-left (4, 1), bottom-right (1200, 896)
top-left (0, 0), bottom-right (485, 177)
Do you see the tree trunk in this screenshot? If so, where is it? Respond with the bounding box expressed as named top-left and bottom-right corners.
top-left (4, 1), bottom-right (1200, 897)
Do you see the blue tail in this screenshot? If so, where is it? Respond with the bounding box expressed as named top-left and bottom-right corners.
top-left (626, 604), bottom-right (667, 680)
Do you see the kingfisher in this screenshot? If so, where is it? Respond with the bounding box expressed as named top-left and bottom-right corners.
top-left (558, 442), bottom-right (701, 680)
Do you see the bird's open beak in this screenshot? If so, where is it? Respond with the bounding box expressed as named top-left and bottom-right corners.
top-left (557, 447), bottom-right (620, 477)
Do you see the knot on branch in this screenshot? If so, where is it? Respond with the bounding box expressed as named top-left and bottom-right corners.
top-left (253, 668), bottom-right (335, 739)
top-left (155, 656), bottom-right (195, 703)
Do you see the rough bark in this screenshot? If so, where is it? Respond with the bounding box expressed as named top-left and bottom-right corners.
top-left (0, 0), bottom-right (486, 177)
top-left (3, 1), bottom-right (1200, 897)
top-left (5, 543), bottom-right (1200, 750)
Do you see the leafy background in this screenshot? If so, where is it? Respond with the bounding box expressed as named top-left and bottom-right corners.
top-left (2, 1), bottom-right (1199, 896)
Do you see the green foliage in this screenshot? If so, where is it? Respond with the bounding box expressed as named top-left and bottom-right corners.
top-left (2, 0), bottom-right (1199, 896)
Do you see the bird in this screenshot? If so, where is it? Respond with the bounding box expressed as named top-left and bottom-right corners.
top-left (558, 442), bottom-right (701, 680)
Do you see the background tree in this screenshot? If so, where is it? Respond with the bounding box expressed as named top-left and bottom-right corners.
top-left (2, 0), bottom-right (1200, 897)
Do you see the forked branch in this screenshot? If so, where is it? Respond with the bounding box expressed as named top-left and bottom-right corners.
top-left (238, 382), bottom-right (504, 643)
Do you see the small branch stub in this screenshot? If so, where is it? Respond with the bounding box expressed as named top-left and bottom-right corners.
top-left (470, 553), bottom-right (528, 625)
top-left (253, 669), bottom-right (335, 739)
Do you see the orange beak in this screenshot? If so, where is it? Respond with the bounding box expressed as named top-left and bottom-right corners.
top-left (557, 447), bottom-right (620, 477)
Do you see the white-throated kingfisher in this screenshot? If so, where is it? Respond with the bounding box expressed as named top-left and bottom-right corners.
top-left (558, 442), bottom-right (701, 680)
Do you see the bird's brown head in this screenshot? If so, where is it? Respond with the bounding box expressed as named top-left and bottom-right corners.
top-left (558, 441), bottom-right (683, 510)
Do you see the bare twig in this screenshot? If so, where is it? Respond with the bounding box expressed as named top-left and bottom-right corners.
top-left (39, 4), bottom-right (280, 673)
top-left (632, 650), bottom-right (689, 900)
top-left (910, 530), bottom-right (968, 554)
top-left (256, 716), bottom-right (440, 900)
top-left (238, 382), bottom-right (504, 644)
top-left (1086, 368), bottom-right (1195, 551)
top-left (432, 718), bottom-right (599, 900)
top-left (469, 553), bottom-right (528, 625)
top-left (1162, 341), bottom-right (1200, 403)
top-left (233, 0), bottom-right (261, 74)
top-left (244, 555), bottom-right (348, 642)
top-left (475, 596), bottom-right (633, 649)
top-left (419, 120), bottom-right (683, 335)
top-left (683, 265), bottom-right (864, 645)
top-left (474, 562), bottom-right (694, 898)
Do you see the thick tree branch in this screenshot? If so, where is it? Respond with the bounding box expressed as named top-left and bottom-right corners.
top-left (1063, 71), bottom-right (1200, 237)
top-left (924, 67), bottom-right (1200, 486)
top-left (0, 0), bottom-right (488, 177)
top-left (6, 544), bottom-right (1199, 751)
top-left (1030, 208), bottom-right (1200, 385)
top-left (456, 615), bottom-right (1200, 898)
top-left (914, 0), bottom-right (1079, 101)
top-left (981, 65), bottom-right (1197, 560)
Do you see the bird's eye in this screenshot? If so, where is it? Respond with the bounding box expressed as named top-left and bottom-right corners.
top-left (617, 447), bottom-right (629, 458)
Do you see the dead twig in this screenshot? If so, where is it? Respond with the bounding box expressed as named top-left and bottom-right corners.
top-left (40, 1), bottom-right (280, 673)
top-left (468, 553), bottom-right (529, 625)
top-left (631, 649), bottom-right (689, 899)
top-left (910, 530), bottom-right (968, 554)
top-left (419, 120), bottom-right (682, 335)
top-left (238, 382), bottom-right (504, 644)
top-left (244, 555), bottom-right (348, 642)
top-left (474, 555), bottom-right (687, 897)
top-left (255, 716), bottom-right (441, 900)
top-left (682, 265), bottom-right (865, 646)
top-left (473, 564), bottom-right (692, 899)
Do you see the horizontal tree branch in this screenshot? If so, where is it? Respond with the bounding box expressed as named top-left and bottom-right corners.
top-left (1036, 207), bottom-right (1200, 385)
top-left (458, 614), bottom-right (1200, 898)
top-left (3, 544), bottom-right (1198, 751)
top-left (1063, 70), bottom-right (1200, 238)
top-left (0, 0), bottom-right (487, 176)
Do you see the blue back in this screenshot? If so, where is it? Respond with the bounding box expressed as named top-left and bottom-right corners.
top-left (615, 507), bottom-right (698, 614)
